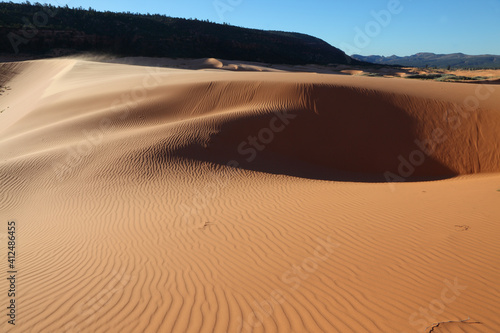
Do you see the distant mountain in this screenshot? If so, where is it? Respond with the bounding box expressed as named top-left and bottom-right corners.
top-left (352, 53), bottom-right (500, 69)
top-left (0, 2), bottom-right (360, 66)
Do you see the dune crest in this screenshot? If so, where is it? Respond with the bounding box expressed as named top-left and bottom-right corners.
top-left (2, 59), bottom-right (499, 180)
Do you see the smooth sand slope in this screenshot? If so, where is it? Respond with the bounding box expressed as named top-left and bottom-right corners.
top-left (1, 59), bottom-right (500, 333)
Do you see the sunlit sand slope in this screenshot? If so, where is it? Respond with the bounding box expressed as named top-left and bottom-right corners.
top-left (0, 59), bottom-right (499, 333)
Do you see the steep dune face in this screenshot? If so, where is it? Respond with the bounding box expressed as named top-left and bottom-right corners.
top-left (106, 79), bottom-right (499, 181)
top-left (2, 60), bottom-right (499, 182)
top-left (1, 59), bottom-right (500, 333)
top-left (173, 82), bottom-right (499, 180)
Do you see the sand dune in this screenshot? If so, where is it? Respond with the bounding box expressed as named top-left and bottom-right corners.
top-left (1, 58), bottom-right (499, 332)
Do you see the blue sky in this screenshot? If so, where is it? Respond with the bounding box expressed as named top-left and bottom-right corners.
top-left (11, 0), bottom-right (500, 56)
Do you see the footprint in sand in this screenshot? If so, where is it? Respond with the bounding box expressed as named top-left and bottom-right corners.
top-left (455, 225), bottom-right (470, 231)
top-left (199, 221), bottom-right (215, 230)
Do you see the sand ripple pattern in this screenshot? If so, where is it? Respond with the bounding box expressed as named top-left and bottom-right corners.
top-left (0, 59), bottom-right (499, 333)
